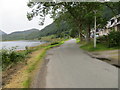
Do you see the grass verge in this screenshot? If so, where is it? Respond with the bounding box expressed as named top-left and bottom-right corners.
top-left (76, 38), bottom-right (80, 43)
top-left (22, 49), bottom-right (46, 88)
top-left (22, 40), bottom-right (65, 88)
top-left (80, 41), bottom-right (118, 52)
top-left (3, 39), bottom-right (67, 88)
top-left (3, 39), bottom-right (66, 88)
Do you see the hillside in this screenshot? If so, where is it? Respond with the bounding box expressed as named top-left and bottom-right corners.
top-left (0, 30), bottom-right (7, 35)
top-left (2, 29), bottom-right (40, 40)
top-left (38, 21), bottom-right (71, 38)
top-left (2, 21), bottom-right (73, 41)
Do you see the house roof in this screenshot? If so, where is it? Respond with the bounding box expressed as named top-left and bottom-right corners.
top-left (110, 14), bottom-right (120, 20)
top-left (106, 14), bottom-right (120, 28)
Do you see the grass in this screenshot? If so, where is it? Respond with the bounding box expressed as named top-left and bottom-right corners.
top-left (26, 50), bottom-right (46, 73)
top-left (23, 77), bottom-right (31, 88)
top-left (45, 41), bottom-right (65, 49)
top-left (2, 38), bottom-right (67, 88)
top-left (22, 39), bottom-right (66, 88)
top-left (23, 49), bottom-right (46, 88)
top-left (3, 38), bottom-right (66, 88)
top-left (76, 38), bottom-right (80, 43)
top-left (1, 49), bottom-right (27, 71)
top-left (80, 41), bottom-right (118, 52)
top-left (1, 46), bottom-right (39, 71)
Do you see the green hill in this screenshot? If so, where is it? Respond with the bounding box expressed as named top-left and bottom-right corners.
top-left (2, 29), bottom-right (40, 41)
top-left (2, 21), bottom-right (73, 41)
top-left (38, 21), bottom-right (71, 38)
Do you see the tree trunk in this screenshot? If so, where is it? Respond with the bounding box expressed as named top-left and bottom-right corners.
top-left (79, 24), bottom-right (83, 42)
top-left (86, 23), bottom-right (91, 43)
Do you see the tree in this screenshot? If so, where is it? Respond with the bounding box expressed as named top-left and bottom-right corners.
top-left (27, 1), bottom-right (119, 42)
top-left (27, 2), bottom-right (98, 40)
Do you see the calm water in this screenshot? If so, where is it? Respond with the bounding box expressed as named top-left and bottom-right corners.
top-left (1, 40), bottom-right (45, 50)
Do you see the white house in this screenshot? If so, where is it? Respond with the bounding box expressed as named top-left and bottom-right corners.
top-left (90, 14), bottom-right (120, 38)
top-left (106, 14), bottom-right (120, 31)
top-left (99, 14), bottom-right (120, 36)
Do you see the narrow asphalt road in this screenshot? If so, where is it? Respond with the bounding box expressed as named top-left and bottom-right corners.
top-left (33, 39), bottom-right (118, 88)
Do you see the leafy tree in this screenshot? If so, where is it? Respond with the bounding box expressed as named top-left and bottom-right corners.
top-left (27, 1), bottom-right (119, 42)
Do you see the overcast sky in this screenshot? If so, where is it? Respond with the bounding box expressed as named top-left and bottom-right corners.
top-left (0, 0), bottom-right (53, 34)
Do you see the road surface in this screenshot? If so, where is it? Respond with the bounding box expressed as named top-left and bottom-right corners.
top-left (33, 39), bottom-right (118, 88)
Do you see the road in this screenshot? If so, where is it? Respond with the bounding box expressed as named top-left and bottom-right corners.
top-left (33, 39), bottom-right (118, 88)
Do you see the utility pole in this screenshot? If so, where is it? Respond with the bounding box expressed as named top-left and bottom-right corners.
top-left (94, 10), bottom-right (97, 48)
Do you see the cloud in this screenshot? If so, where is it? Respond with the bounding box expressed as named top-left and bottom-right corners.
top-left (0, 0), bottom-right (53, 34)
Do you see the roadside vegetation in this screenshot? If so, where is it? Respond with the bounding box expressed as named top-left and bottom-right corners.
top-left (1, 45), bottom-right (40, 71)
top-left (97, 31), bottom-right (120, 48)
top-left (23, 40), bottom-right (65, 88)
top-left (76, 38), bottom-right (80, 44)
top-left (3, 38), bottom-right (67, 88)
top-left (80, 41), bottom-right (117, 52)
top-left (1, 47), bottom-right (30, 71)
top-left (1, 37), bottom-right (66, 71)
top-left (80, 31), bottom-right (120, 52)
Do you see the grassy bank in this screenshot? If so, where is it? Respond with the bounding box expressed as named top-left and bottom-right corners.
top-left (23, 40), bottom-right (65, 88)
top-left (3, 39), bottom-right (66, 88)
top-left (80, 41), bottom-right (118, 52)
top-left (76, 38), bottom-right (80, 44)
top-left (1, 45), bottom-right (40, 71)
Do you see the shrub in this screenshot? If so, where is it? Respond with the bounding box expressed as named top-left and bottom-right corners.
top-left (97, 31), bottom-right (120, 48)
top-left (50, 42), bottom-right (59, 45)
top-left (108, 31), bottom-right (120, 48)
top-left (1, 48), bottom-right (26, 70)
top-left (97, 35), bottom-right (108, 45)
top-left (25, 46), bottom-right (32, 55)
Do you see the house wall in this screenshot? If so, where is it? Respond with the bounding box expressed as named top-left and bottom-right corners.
top-left (115, 26), bottom-right (117, 31)
top-left (99, 29), bottom-right (110, 36)
top-left (114, 24), bottom-right (120, 31)
top-left (117, 24), bottom-right (120, 31)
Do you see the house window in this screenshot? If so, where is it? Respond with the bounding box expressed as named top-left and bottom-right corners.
top-left (111, 19), bottom-right (114, 25)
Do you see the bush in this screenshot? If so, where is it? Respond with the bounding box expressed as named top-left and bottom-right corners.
top-left (97, 31), bottom-right (120, 48)
top-left (25, 46), bottom-right (33, 55)
top-left (108, 31), bottom-right (120, 48)
top-left (50, 42), bottom-right (59, 45)
top-left (0, 48), bottom-right (26, 70)
top-left (97, 35), bottom-right (108, 45)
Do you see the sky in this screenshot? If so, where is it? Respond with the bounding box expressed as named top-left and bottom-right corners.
top-left (0, 0), bottom-right (53, 34)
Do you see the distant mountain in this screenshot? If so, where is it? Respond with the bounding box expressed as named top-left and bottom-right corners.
top-left (10, 28), bottom-right (39, 35)
top-left (2, 21), bottom-right (72, 41)
top-left (2, 29), bottom-right (40, 40)
top-left (0, 30), bottom-right (7, 35)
